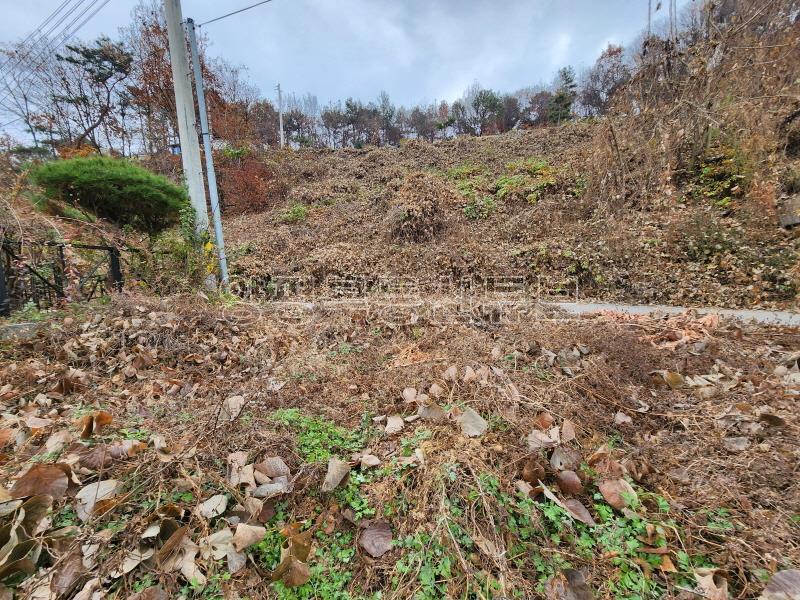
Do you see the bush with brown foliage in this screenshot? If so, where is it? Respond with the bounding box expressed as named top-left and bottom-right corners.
top-left (387, 172), bottom-right (456, 242)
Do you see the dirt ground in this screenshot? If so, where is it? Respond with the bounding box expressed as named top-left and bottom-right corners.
top-left (223, 127), bottom-right (798, 311)
top-left (0, 292), bottom-right (797, 599)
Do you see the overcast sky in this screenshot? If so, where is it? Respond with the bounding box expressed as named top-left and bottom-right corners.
top-left (2, 0), bottom-right (695, 108)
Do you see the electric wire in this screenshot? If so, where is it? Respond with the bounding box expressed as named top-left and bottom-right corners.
top-left (0, 0), bottom-right (75, 75)
top-left (0, 0), bottom-right (94, 78)
top-left (198, 0), bottom-right (276, 27)
top-left (0, 0), bottom-right (112, 114)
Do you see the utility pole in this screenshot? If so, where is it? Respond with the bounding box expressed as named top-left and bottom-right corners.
top-left (186, 18), bottom-right (229, 288)
top-left (276, 83), bottom-right (285, 148)
top-left (163, 0), bottom-right (209, 235)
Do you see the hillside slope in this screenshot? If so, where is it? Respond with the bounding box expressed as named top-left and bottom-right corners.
top-left (224, 125), bottom-right (798, 309)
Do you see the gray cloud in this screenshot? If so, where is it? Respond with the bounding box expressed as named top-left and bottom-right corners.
top-left (3, 0), bottom-right (695, 108)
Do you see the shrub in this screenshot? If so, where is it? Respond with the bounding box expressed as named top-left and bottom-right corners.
top-left (31, 156), bottom-right (187, 233)
top-left (388, 172), bottom-right (456, 242)
top-left (280, 203), bottom-right (308, 223)
top-left (463, 196), bottom-right (496, 219)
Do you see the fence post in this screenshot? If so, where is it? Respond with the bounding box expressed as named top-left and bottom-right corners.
top-left (109, 248), bottom-right (124, 292)
top-left (0, 250), bottom-right (9, 317)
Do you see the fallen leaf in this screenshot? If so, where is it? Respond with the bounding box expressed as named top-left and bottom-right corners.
top-left (443, 365), bottom-right (458, 382)
top-left (359, 454), bottom-right (381, 469)
top-left (428, 383), bottom-right (444, 398)
top-left (359, 521), bottom-right (393, 558)
top-left (418, 402), bottom-right (446, 422)
top-left (556, 471), bottom-right (583, 495)
top-left (50, 550), bottom-right (86, 597)
top-left (522, 459), bottom-right (545, 484)
top-left (221, 395), bottom-right (245, 422)
top-left (614, 411), bottom-right (632, 425)
top-left (695, 569), bottom-right (728, 600)
top-left (385, 415), bottom-right (404, 435)
top-left (527, 427), bottom-right (559, 450)
top-left (321, 457), bottom-right (350, 492)
top-left (178, 539), bottom-right (206, 587)
top-left (534, 412), bottom-right (555, 430)
top-left (44, 430), bottom-right (74, 454)
top-left (253, 476), bottom-right (291, 498)
top-left (561, 420), bottom-right (576, 443)
top-left (550, 447), bottom-right (580, 471)
top-left (457, 407), bottom-right (488, 437)
top-left (723, 437), bottom-right (750, 452)
top-left (10, 464), bottom-right (69, 500)
top-left (281, 558), bottom-right (310, 587)
top-left (128, 586), bottom-right (168, 600)
top-left (255, 456), bottom-right (290, 478)
top-left (564, 499), bottom-right (596, 526)
top-left (232, 523), bottom-right (266, 551)
top-left (197, 494), bottom-right (228, 519)
top-left (658, 555), bottom-right (677, 573)
top-left (401, 387), bottom-right (417, 403)
top-left (760, 569), bottom-right (800, 600)
top-left (598, 479), bottom-right (637, 510)
top-left (120, 546), bottom-right (155, 575)
top-left (463, 366), bottom-right (477, 383)
top-left (545, 568), bottom-right (592, 600)
top-left (75, 480), bottom-right (119, 522)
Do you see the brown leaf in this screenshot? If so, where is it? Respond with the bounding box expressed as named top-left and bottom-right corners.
top-left (556, 471), bottom-right (583, 495)
top-left (527, 427), bottom-right (559, 450)
top-left (255, 456), bottom-right (290, 478)
top-left (658, 555), bottom-right (677, 573)
top-left (359, 521), bottom-right (393, 558)
top-left (156, 525), bottom-right (188, 565)
top-left (598, 478), bottom-right (637, 510)
top-left (10, 463), bottom-right (69, 500)
top-left (79, 411), bottom-right (114, 439)
top-left (385, 415), bottom-right (404, 435)
top-left (197, 494), bottom-right (228, 519)
top-left (561, 420), bottom-right (577, 443)
top-left (534, 412), bottom-right (555, 430)
top-left (221, 395), bottom-right (246, 422)
top-left (545, 569), bottom-right (592, 600)
top-left (443, 365), bottom-right (458, 382)
top-left (129, 587), bottom-right (169, 600)
top-left (417, 401), bottom-right (446, 422)
top-left (282, 557), bottom-right (311, 587)
top-left (564, 499), bottom-right (596, 526)
top-left (401, 387), bottom-right (417, 403)
top-left (232, 523), bottom-right (266, 551)
top-left (695, 569), bottom-right (729, 600)
top-left (0, 429), bottom-right (15, 449)
top-left (614, 411), bottom-right (632, 425)
top-left (457, 407), bottom-right (488, 437)
top-left (550, 447), bottom-right (580, 471)
top-left (760, 569), bottom-right (800, 600)
top-left (75, 480), bottom-right (119, 522)
top-left (321, 457), bottom-right (350, 492)
top-left (522, 459), bottom-right (545, 484)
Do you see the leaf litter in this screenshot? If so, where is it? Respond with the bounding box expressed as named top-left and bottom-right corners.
top-left (0, 296), bottom-right (797, 598)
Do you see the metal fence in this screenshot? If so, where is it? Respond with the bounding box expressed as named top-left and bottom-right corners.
top-left (0, 237), bottom-right (123, 317)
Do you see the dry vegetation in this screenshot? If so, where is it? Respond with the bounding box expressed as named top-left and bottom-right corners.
top-left (0, 295), bottom-right (798, 598)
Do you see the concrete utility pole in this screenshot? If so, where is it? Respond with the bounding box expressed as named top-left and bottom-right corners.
top-left (163, 0), bottom-right (209, 234)
top-left (276, 83), bottom-right (285, 148)
top-left (186, 18), bottom-right (229, 288)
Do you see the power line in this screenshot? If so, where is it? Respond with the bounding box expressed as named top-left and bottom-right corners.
top-left (0, 0), bottom-right (92, 78)
top-left (198, 0), bottom-right (276, 27)
top-left (0, 116), bottom-right (24, 129)
top-left (0, 0), bottom-right (75, 75)
top-left (0, 0), bottom-right (112, 112)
